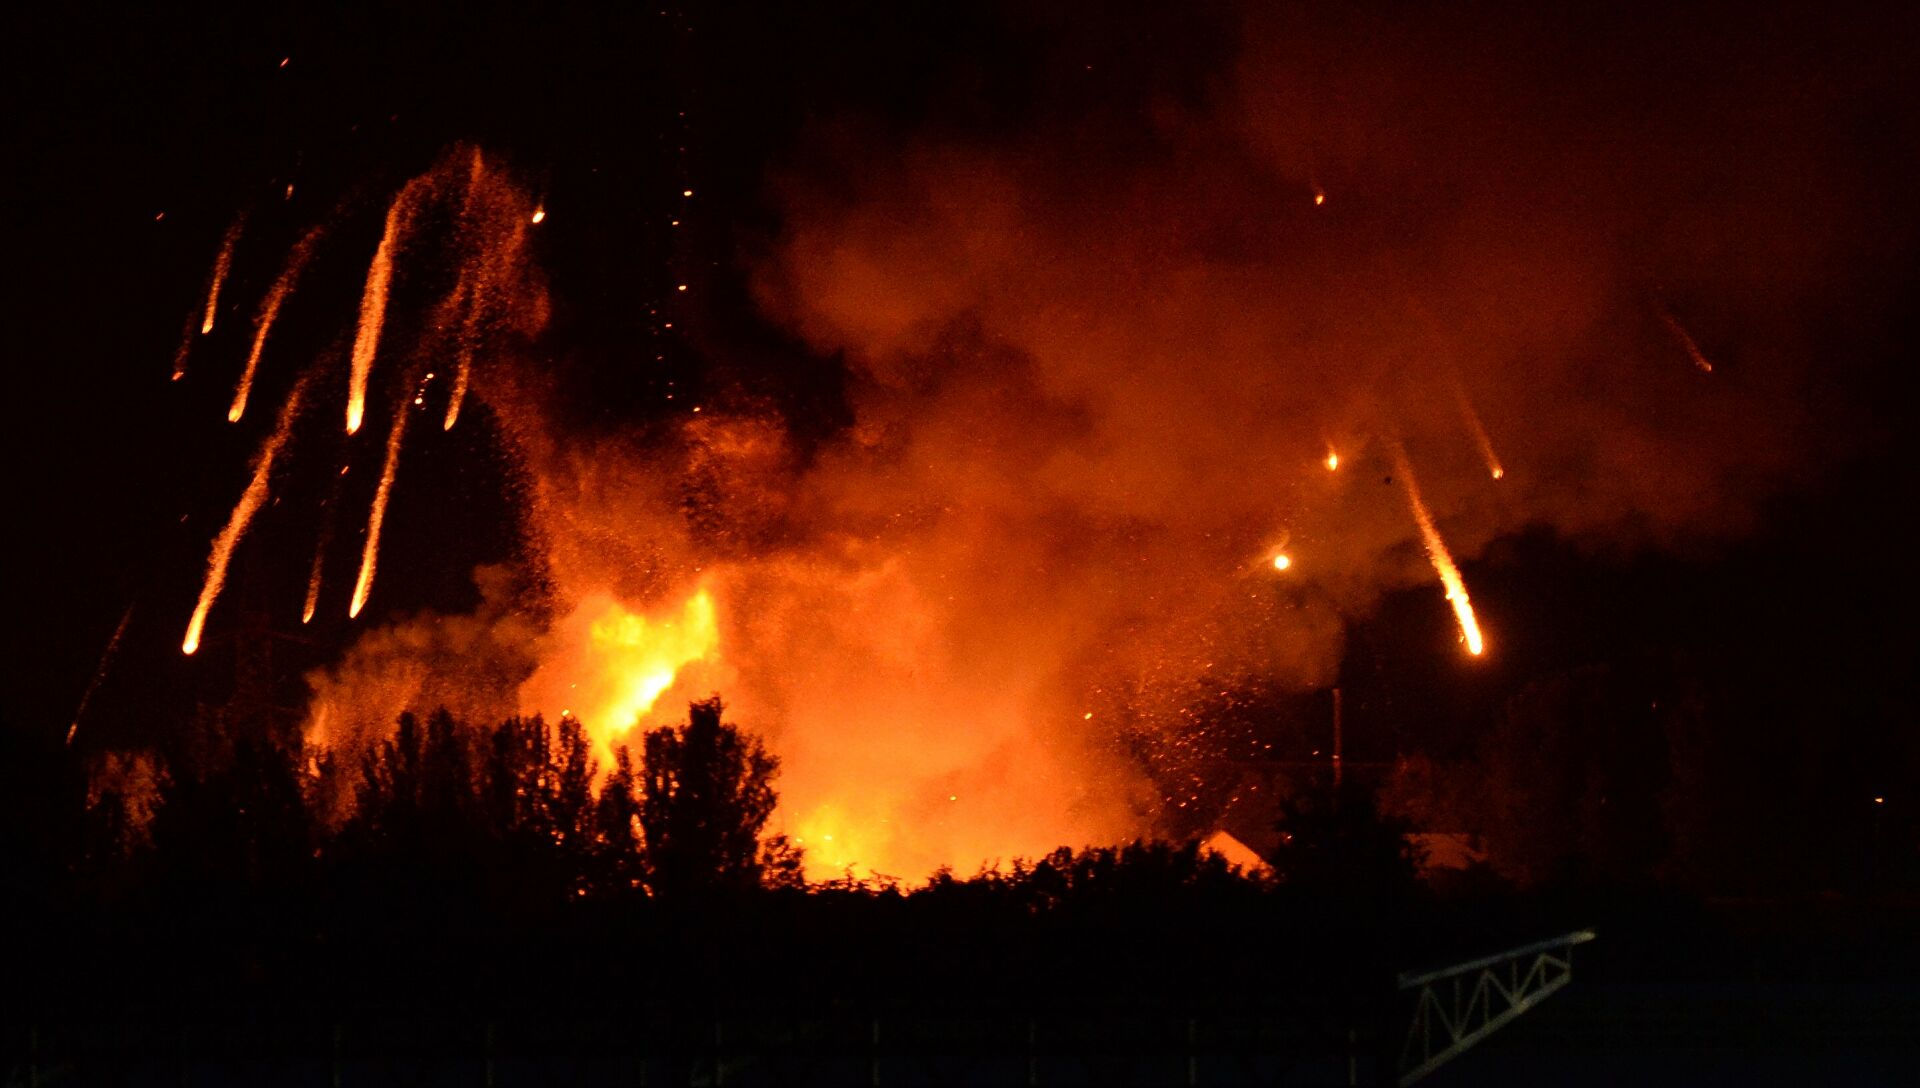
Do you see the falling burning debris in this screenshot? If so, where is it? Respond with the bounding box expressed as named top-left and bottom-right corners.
top-left (69, 604), bottom-right (134, 744)
top-left (1271, 553), bottom-right (1292, 571)
top-left (230, 229), bottom-right (322, 423)
top-left (347, 190), bottom-right (415, 435)
top-left (183, 377), bottom-right (309, 654)
top-left (348, 395), bottom-right (411, 619)
top-left (1325, 448), bottom-right (1339, 471)
top-left (301, 544), bottom-right (325, 624)
top-left (200, 215), bottom-right (245, 336)
top-left (1454, 383), bottom-right (1506, 481)
top-left (1392, 445), bottom-right (1486, 656)
top-left (1659, 309), bottom-right (1715, 373)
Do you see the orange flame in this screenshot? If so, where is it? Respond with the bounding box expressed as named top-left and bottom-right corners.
top-left (519, 589), bottom-right (721, 754)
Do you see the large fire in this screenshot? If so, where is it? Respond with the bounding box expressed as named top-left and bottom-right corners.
top-left (520, 589), bottom-right (721, 753)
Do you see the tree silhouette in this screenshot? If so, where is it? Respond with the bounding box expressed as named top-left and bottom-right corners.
top-left (1271, 779), bottom-right (1423, 903)
top-left (639, 696), bottom-right (785, 897)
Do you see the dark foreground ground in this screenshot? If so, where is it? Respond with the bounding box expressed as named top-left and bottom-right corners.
top-left (7, 893), bottom-right (1915, 1085)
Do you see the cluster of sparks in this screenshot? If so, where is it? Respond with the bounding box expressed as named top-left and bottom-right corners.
top-left (177, 149), bottom-right (537, 654)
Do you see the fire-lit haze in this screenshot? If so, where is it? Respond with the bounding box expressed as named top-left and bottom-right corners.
top-left (158, 5), bottom-right (1912, 882)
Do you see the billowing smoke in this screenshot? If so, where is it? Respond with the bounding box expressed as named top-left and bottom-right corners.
top-left (304, 5), bottom-right (1916, 880)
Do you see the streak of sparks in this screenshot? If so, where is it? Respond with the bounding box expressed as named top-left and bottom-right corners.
top-left (230, 229), bottom-right (321, 423)
top-left (183, 377), bottom-right (309, 654)
top-left (348, 397), bottom-right (412, 618)
top-left (348, 192), bottom-right (412, 434)
top-left (69, 604), bottom-right (134, 744)
top-left (1659, 309), bottom-right (1715, 373)
top-left (1392, 446), bottom-right (1485, 656)
top-left (200, 216), bottom-right (245, 335)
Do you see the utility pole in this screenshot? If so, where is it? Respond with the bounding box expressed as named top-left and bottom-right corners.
top-left (1332, 686), bottom-right (1344, 790)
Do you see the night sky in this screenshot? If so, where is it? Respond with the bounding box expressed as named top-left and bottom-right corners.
top-left (8, 3), bottom-right (1917, 875)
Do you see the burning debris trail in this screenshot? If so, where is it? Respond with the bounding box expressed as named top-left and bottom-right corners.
top-left (1392, 445), bottom-right (1486, 656)
top-left (230, 230), bottom-right (321, 423)
top-left (200, 215), bottom-right (245, 336)
top-left (1660, 309), bottom-right (1715, 374)
top-left (348, 397), bottom-right (411, 618)
top-left (302, 467), bottom-right (346, 625)
top-left (347, 191), bottom-right (413, 435)
top-left (183, 376), bottom-right (310, 655)
top-left (442, 277), bottom-right (480, 431)
top-left (1454, 383), bottom-right (1506, 480)
top-left (68, 604), bottom-right (134, 744)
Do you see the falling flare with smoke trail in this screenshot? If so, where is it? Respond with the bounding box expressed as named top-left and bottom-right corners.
top-left (230, 229), bottom-right (322, 423)
top-left (1659, 309), bottom-right (1715, 373)
top-left (183, 376), bottom-right (310, 654)
top-left (348, 395), bottom-right (411, 618)
top-left (69, 604), bottom-right (135, 743)
top-left (1454, 383), bottom-right (1506, 481)
top-left (1392, 445), bottom-right (1486, 656)
top-left (200, 215), bottom-right (245, 336)
top-left (347, 192), bottom-right (413, 435)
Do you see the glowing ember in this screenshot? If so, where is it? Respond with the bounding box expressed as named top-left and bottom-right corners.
top-left (530, 207), bottom-right (545, 224)
top-left (1325, 449), bottom-right (1339, 471)
top-left (184, 377), bottom-right (307, 654)
top-left (1272, 553), bottom-right (1292, 571)
top-left (347, 396), bottom-right (410, 618)
top-left (1393, 447), bottom-right (1486, 656)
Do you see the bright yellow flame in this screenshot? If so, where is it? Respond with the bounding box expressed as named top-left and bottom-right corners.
top-left (584, 591), bottom-right (719, 733)
top-left (1325, 450), bottom-right (1339, 471)
top-left (1394, 448), bottom-right (1486, 656)
top-left (530, 207), bottom-right (546, 224)
top-left (1313, 190), bottom-right (1326, 206)
top-left (184, 379), bottom-right (306, 654)
top-left (523, 590), bottom-right (721, 754)
top-left (1272, 553), bottom-right (1292, 571)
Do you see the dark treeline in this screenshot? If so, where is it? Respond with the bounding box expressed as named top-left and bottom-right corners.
top-left (1, 696), bottom-right (1597, 1026)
